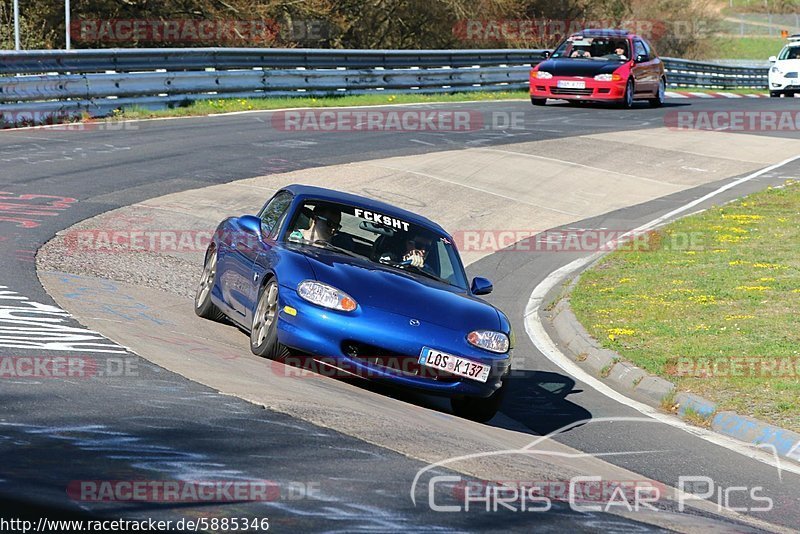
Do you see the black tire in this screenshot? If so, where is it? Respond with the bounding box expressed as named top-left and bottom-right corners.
top-left (250, 280), bottom-right (288, 360)
top-left (531, 97), bottom-right (546, 106)
top-left (194, 248), bottom-right (226, 321)
top-left (649, 77), bottom-right (666, 107)
top-left (621, 78), bottom-right (635, 109)
top-left (450, 376), bottom-right (508, 423)
top-left (770, 91), bottom-right (781, 98)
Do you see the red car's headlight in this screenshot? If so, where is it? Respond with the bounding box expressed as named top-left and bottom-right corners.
top-left (534, 71), bottom-right (553, 79)
top-left (594, 73), bottom-right (622, 81)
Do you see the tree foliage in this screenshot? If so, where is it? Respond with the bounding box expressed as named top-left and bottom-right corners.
top-left (0, 0), bottom-right (720, 58)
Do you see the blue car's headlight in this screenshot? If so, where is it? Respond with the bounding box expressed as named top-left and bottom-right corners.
top-left (467, 330), bottom-right (509, 353)
top-left (297, 280), bottom-right (357, 312)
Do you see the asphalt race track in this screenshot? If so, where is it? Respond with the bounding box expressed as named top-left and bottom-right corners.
top-left (2, 98), bottom-right (800, 533)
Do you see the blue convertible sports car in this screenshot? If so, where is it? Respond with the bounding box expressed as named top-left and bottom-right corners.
top-left (194, 185), bottom-right (513, 421)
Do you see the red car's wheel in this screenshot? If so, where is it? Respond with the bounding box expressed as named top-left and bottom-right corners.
top-left (621, 79), bottom-right (635, 109)
top-left (649, 77), bottom-right (666, 107)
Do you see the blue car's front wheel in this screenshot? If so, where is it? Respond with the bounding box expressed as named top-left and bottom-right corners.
top-left (250, 280), bottom-right (287, 360)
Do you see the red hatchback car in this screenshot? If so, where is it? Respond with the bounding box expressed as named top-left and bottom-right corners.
top-left (530, 29), bottom-right (666, 108)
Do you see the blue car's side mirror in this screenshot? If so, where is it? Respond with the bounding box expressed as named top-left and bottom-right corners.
top-left (471, 277), bottom-right (493, 295)
top-left (238, 215), bottom-right (262, 237)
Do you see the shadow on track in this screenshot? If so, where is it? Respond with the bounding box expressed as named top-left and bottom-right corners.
top-left (495, 370), bottom-right (590, 436)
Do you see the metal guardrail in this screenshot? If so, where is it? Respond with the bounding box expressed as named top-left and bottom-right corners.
top-left (0, 48), bottom-right (769, 124)
top-left (661, 57), bottom-right (767, 90)
top-left (0, 48), bottom-right (547, 74)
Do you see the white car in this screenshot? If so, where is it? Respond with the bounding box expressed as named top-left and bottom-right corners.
top-left (769, 34), bottom-right (800, 97)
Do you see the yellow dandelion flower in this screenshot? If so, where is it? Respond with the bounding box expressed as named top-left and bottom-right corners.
top-left (753, 263), bottom-right (785, 269)
top-left (607, 327), bottom-right (635, 341)
top-left (688, 294), bottom-right (716, 304)
top-left (725, 314), bottom-right (755, 321)
top-left (717, 234), bottom-right (748, 243)
top-left (722, 214), bottom-right (763, 222)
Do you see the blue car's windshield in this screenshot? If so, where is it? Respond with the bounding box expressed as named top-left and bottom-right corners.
top-left (284, 200), bottom-right (468, 290)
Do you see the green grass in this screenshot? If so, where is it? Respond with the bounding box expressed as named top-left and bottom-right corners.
top-left (709, 36), bottom-right (785, 59)
top-left (114, 91), bottom-right (531, 120)
top-left (571, 181), bottom-right (800, 432)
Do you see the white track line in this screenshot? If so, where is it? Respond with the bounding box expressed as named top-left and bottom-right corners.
top-left (524, 153), bottom-right (800, 476)
top-left (476, 147), bottom-right (686, 187)
top-left (366, 164), bottom-right (580, 216)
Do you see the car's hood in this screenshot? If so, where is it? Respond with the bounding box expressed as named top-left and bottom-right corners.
top-left (301, 248), bottom-right (502, 332)
top-left (775, 59), bottom-right (800, 72)
top-left (537, 58), bottom-right (625, 77)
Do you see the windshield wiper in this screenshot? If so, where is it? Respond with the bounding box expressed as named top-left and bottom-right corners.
top-left (378, 257), bottom-right (448, 284)
top-left (310, 240), bottom-right (361, 258)
top-left (406, 266), bottom-right (449, 284)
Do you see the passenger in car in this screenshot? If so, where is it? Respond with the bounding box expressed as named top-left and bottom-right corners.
top-left (290, 205), bottom-right (342, 243)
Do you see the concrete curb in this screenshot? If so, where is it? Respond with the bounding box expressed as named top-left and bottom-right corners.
top-left (665, 91), bottom-right (770, 99)
top-left (543, 276), bottom-right (800, 466)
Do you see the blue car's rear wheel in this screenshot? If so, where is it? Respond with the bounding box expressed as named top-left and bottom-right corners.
top-left (195, 248), bottom-right (225, 321)
top-left (250, 280), bottom-right (288, 359)
top-left (450, 375), bottom-right (508, 423)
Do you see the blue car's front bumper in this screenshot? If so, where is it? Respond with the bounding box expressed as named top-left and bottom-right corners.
top-left (276, 287), bottom-right (511, 398)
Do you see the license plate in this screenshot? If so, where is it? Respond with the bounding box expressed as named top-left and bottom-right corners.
top-left (557, 80), bottom-right (585, 89)
top-left (418, 347), bottom-right (491, 383)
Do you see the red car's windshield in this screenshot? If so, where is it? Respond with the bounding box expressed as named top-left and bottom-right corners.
top-left (551, 35), bottom-right (631, 61)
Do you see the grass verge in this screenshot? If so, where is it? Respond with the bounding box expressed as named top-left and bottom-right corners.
top-left (709, 36), bottom-right (785, 60)
top-left (114, 91), bottom-right (530, 120)
top-left (570, 180), bottom-right (800, 432)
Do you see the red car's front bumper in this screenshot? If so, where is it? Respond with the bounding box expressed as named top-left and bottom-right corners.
top-left (530, 76), bottom-right (627, 101)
